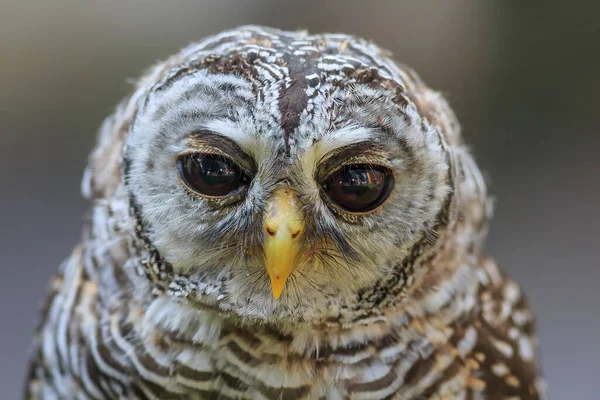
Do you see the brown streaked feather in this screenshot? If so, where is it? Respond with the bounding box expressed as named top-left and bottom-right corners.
top-left (25, 26), bottom-right (544, 400)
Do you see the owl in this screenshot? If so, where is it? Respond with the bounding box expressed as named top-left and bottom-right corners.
top-left (24, 26), bottom-right (545, 399)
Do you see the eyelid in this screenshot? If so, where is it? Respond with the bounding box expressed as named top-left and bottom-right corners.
top-left (315, 142), bottom-right (392, 176)
top-left (178, 147), bottom-right (254, 177)
top-left (184, 133), bottom-right (256, 175)
top-left (317, 154), bottom-right (394, 182)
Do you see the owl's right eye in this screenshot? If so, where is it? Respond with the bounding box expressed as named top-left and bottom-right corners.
top-left (176, 153), bottom-right (250, 198)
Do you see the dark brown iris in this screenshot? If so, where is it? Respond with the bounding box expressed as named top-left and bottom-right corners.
top-left (176, 153), bottom-right (249, 197)
top-left (324, 164), bottom-right (394, 213)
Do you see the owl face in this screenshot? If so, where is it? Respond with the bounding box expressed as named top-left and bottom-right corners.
top-left (124, 32), bottom-right (452, 322)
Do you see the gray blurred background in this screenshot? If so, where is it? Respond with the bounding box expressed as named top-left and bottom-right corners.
top-left (1, 1), bottom-right (598, 398)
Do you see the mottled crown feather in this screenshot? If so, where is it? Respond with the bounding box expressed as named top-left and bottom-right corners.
top-left (84, 24), bottom-right (476, 206)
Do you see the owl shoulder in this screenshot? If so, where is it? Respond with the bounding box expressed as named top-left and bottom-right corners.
top-left (24, 241), bottom-right (139, 399)
top-left (460, 258), bottom-right (546, 399)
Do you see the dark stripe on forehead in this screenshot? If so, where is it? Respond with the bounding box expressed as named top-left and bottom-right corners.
top-left (278, 53), bottom-right (316, 155)
top-left (151, 28), bottom-right (417, 159)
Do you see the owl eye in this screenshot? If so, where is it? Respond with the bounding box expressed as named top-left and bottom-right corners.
top-left (323, 164), bottom-right (394, 213)
top-left (176, 153), bottom-right (249, 198)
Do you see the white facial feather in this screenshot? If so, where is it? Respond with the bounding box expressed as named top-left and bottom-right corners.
top-left (111, 25), bottom-right (482, 326)
top-left (123, 68), bottom-right (452, 324)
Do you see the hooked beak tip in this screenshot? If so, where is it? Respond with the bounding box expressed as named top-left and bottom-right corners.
top-left (270, 276), bottom-right (286, 299)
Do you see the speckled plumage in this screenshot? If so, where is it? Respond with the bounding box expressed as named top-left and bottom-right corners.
top-left (25, 26), bottom-right (544, 399)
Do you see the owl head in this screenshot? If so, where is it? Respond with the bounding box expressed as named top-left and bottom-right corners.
top-left (85, 26), bottom-right (488, 325)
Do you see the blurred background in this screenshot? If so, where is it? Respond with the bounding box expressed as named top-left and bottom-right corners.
top-left (1, 1), bottom-right (598, 398)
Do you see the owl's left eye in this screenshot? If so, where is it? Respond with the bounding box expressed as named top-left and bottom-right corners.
top-left (176, 153), bottom-right (250, 198)
top-left (323, 164), bottom-right (395, 214)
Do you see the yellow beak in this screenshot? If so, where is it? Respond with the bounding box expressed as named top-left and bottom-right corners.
top-left (263, 186), bottom-right (304, 299)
